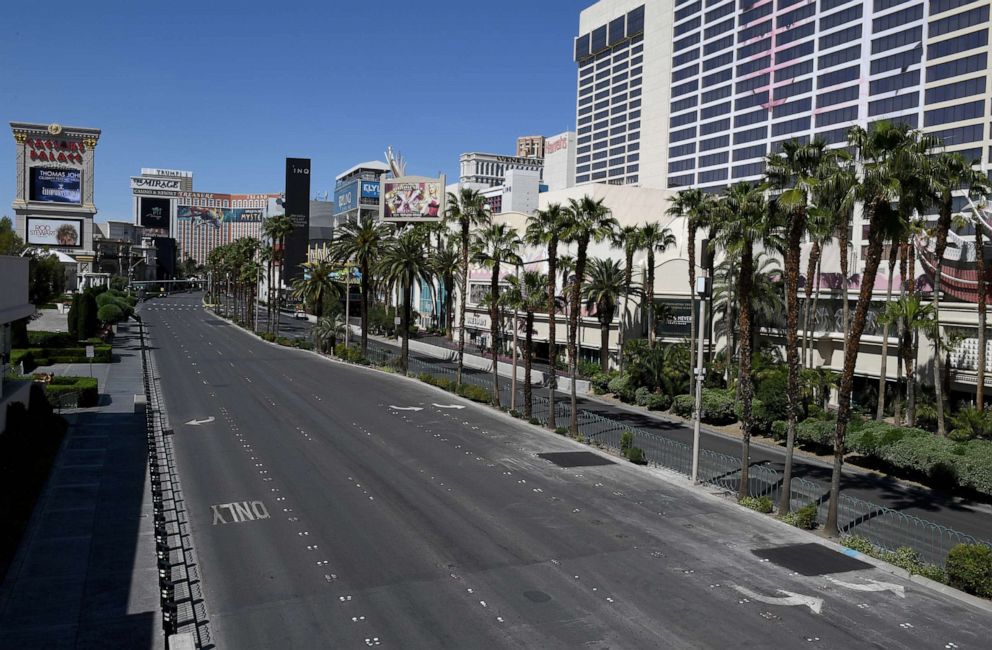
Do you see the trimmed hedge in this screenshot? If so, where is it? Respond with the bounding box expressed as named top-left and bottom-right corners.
top-left (945, 543), bottom-right (992, 598)
top-left (644, 393), bottom-right (671, 411)
top-left (44, 376), bottom-right (99, 407)
top-left (416, 373), bottom-right (493, 405)
top-left (672, 389), bottom-right (737, 424)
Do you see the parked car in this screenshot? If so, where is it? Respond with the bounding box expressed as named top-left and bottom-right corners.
top-left (293, 309), bottom-right (307, 320)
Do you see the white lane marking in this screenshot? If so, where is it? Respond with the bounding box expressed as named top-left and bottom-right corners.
top-left (432, 403), bottom-right (466, 410)
top-left (184, 416), bottom-right (216, 426)
top-left (245, 377), bottom-right (253, 383)
top-left (828, 577), bottom-right (905, 598)
top-left (389, 405), bottom-right (423, 411)
top-left (732, 586), bottom-right (823, 614)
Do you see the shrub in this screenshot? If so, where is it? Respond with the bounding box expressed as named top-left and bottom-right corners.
top-left (528, 417), bottom-right (541, 425)
top-left (770, 420), bottom-right (787, 441)
top-left (77, 292), bottom-right (99, 339)
top-left (645, 393), bottom-right (671, 411)
top-left (634, 386), bottom-right (651, 406)
top-left (620, 430), bottom-right (634, 454)
top-left (607, 374), bottom-right (636, 403)
top-left (879, 434), bottom-right (959, 486)
top-left (95, 292), bottom-right (118, 308)
top-left (457, 384), bottom-right (492, 404)
top-left (871, 546), bottom-right (946, 583)
top-left (739, 398), bottom-right (775, 434)
top-left (578, 359), bottom-right (601, 379)
top-left (672, 394), bottom-right (694, 418)
top-left (780, 502), bottom-right (817, 529)
top-left (97, 304), bottom-right (124, 325)
top-left (700, 388), bottom-right (737, 425)
top-left (334, 343), bottom-right (366, 363)
top-left (955, 440), bottom-right (992, 496)
top-left (10, 349), bottom-right (36, 373)
top-left (796, 418), bottom-right (837, 448)
top-left (945, 544), bottom-right (992, 598)
top-left (846, 421), bottom-right (928, 457)
top-left (45, 376), bottom-right (99, 407)
top-left (626, 446), bottom-right (646, 464)
top-left (841, 535), bottom-right (876, 555)
top-left (739, 495), bottom-right (773, 513)
top-left (555, 426), bottom-right (568, 436)
top-left (754, 371), bottom-right (789, 423)
top-left (26, 331), bottom-right (75, 347)
top-left (67, 295), bottom-right (80, 340)
top-left (590, 372), bottom-right (613, 395)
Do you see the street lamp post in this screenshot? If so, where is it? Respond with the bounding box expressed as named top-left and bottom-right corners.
top-left (690, 240), bottom-right (712, 484)
top-left (345, 262), bottom-right (352, 348)
top-left (511, 262), bottom-right (520, 412)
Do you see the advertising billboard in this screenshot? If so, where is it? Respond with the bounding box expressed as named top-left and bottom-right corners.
top-left (334, 180), bottom-right (357, 215)
top-left (177, 206), bottom-right (264, 226)
top-left (283, 158), bottom-right (311, 283)
top-left (25, 217), bottom-right (83, 248)
top-left (381, 175), bottom-right (446, 222)
top-left (30, 167), bottom-right (81, 204)
top-left (131, 177), bottom-right (182, 191)
top-left (140, 197), bottom-right (171, 231)
top-left (360, 180), bottom-right (379, 199)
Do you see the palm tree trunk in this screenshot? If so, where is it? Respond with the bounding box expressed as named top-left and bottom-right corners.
top-left (978, 226), bottom-right (987, 411)
top-left (401, 281), bottom-right (411, 373)
top-left (647, 250), bottom-right (656, 347)
top-left (737, 243), bottom-right (755, 501)
top-left (801, 241), bottom-right (820, 369)
top-left (907, 240), bottom-right (918, 426)
top-left (877, 247), bottom-right (898, 420)
top-left (490, 262), bottom-right (501, 407)
top-left (809, 255), bottom-right (824, 370)
top-left (360, 262), bottom-right (370, 355)
top-left (445, 278), bottom-right (454, 341)
top-left (621, 248), bottom-right (634, 375)
top-left (932, 202), bottom-right (951, 436)
top-left (780, 212), bottom-right (805, 515)
top-left (825, 206), bottom-right (886, 537)
top-left (569, 242), bottom-right (589, 436)
top-left (525, 312), bottom-right (534, 418)
top-left (895, 243), bottom-right (908, 424)
top-left (547, 243), bottom-right (558, 431)
top-left (457, 222), bottom-right (469, 386)
top-left (600, 315), bottom-right (610, 373)
top-left (839, 217), bottom-right (850, 350)
top-left (688, 223), bottom-right (697, 399)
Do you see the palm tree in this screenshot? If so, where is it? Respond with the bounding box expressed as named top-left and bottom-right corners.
top-left (716, 182), bottom-right (779, 500)
top-left (563, 196), bottom-right (619, 434)
top-left (876, 239), bottom-right (902, 419)
top-left (472, 222), bottom-right (522, 406)
top-left (291, 259), bottom-right (340, 318)
top-left (330, 216), bottom-right (394, 355)
top-left (764, 137), bottom-right (838, 514)
top-left (262, 214), bottom-right (294, 338)
top-left (444, 188), bottom-right (492, 386)
top-left (639, 223), bottom-right (677, 347)
top-left (824, 121), bottom-right (928, 536)
top-left (583, 257), bottom-right (626, 373)
top-left (927, 152), bottom-right (990, 435)
top-left (611, 224), bottom-right (642, 373)
top-left (312, 310), bottom-right (346, 353)
top-left (259, 245), bottom-right (275, 333)
top-left (503, 270), bottom-right (548, 418)
top-left (666, 188), bottom-right (707, 392)
top-left (525, 204), bottom-right (567, 430)
top-left (880, 295), bottom-right (935, 427)
top-left (713, 254), bottom-right (784, 365)
top-left (430, 242), bottom-right (460, 340)
top-left (377, 229), bottom-right (434, 373)
top-left (970, 201), bottom-right (990, 411)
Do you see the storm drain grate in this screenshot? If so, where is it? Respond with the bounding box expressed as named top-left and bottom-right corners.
top-left (752, 543), bottom-right (873, 576)
top-left (537, 452), bottom-right (617, 468)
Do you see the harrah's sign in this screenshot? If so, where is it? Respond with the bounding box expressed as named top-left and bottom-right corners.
top-left (545, 136), bottom-right (569, 156)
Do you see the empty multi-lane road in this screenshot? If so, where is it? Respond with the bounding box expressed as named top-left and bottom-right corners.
top-left (141, 292), bottom-right (992, 648)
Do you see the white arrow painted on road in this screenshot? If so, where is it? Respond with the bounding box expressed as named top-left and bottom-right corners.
top-left (828, 577), bottom-right (905, 598)
top-left (389, 405), bottom-right (423, 411)
top-left (733, 586), bottom-right (823, 614)
top-left (184, 416), bottom-right (215, 426)
top-left (433, 403), bottom-right (466, 410)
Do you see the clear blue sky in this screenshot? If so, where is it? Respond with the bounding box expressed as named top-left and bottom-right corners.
top-left (1, 0), bottom-right (584, 221)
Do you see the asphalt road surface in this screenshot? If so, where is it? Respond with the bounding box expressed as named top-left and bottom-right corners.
top-left (251, 303), bottom-right (992, 545)
top-left (141, 293), bottom-right (992, 648)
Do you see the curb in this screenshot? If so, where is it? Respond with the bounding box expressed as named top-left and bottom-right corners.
top-left (201, 302), bottom-right (992, 616)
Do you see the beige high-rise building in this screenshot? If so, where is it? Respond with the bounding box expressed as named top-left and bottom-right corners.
top-left (516, 135), bottom-right (545, 158)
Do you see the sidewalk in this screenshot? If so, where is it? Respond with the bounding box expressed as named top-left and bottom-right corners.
top-left (0, 322), bottom-right (163, 649)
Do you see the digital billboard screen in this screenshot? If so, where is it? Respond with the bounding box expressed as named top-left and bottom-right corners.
top-left (360, 180), bottom-right (380, 199)
top-left (334, 180), bottom-right (357, 214)
top-left (30, 167), bottom-right (81, 204)
top-left (26, 217), bottom-right (83, 248)
top-left (381, 176), bottom-right (445, 222)
top-left (140, 197), bottom-right (171, 231)
top-left (177, 206), bottom-right (264, 226)
top-left (283, 158), bottom-right (311, 283)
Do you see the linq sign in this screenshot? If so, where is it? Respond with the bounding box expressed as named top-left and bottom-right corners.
top-left (26, 139), bottom-right (86, 164)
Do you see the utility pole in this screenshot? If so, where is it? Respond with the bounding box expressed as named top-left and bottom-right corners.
top-left (690, 239), bottom-right (712, 484)
top-left (511, 263), bottom-right (520, 412)
top-left (345, 262), bottom-right (352, 348)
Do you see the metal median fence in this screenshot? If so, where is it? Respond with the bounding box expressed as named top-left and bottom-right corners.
top-left (358, 340), bottom-right (991, 568)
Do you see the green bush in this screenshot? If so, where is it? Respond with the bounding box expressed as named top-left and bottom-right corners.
top-left (770, 420), bottom-right (787, 441)
top-left (754, 371), bottom-right (789, 424)
top-left (780, 502), bottom-right (818, 529)
top-left (874, 546), bottom-right (946, 582)
top-left (555, 426), bottom-right (569, 436)
top-left (77, 292), bottom-right (99, 339)
top-left (739, 495), bottom-right (773, 513)
top-left (97, 303), bottom-right (124, 325)
top-left (846, 421), bottom-right (928, 457)
top-left (590, 372), bottom-right (614, 395)
top-left (841, 535), bottom-right (876, 555)
top-left (67, 295), bottom-right (80, 340)
top-left (333, 343), bottom-right (366, 364)
top-left (10, 349), bottom-right (35, 372)
top-left (634, 386), bottom-right (651, 406)
top-left (95, 292), bottom-right (118, 308)
top-left (645, 393), bottom-right (671, 411)
top-left (954, 440), bottom-right (992, 496)
top-left (620, 430), bottom-right (634, 454)
top-left (578, 359), bottom-right (601, 379)
top-left (26, 331), bottom-right (75, 347)
top-left (739, 397), bottom-right (775, 434)
top-left (880, 434), bottom-right (960, 486)
top-left (45, 376), bottom-right (99, 407)
top-left (700, 388), bottom-right (737, 425)
top-left (796, 418), bottom-right (837, 448)
top-left (672, 394), bottom-right (694, 418)
top-left (607, 374), bottom-right (636, 403)
top-left (457, 384), bottom-right (492, 404)
top-left (626, 446), bottom-right (646, 464)
top-left (945, 544), bottom-right (992, 598)
top-left (528, 417), bottom-right (541, 425)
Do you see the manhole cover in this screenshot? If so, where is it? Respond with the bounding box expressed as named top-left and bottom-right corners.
top-left (524, 590), bottom-right (551, 603)
top-left (537, 452), bottom-right (617, 468)
top-left (752, 543), bottom-right (872, 576)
